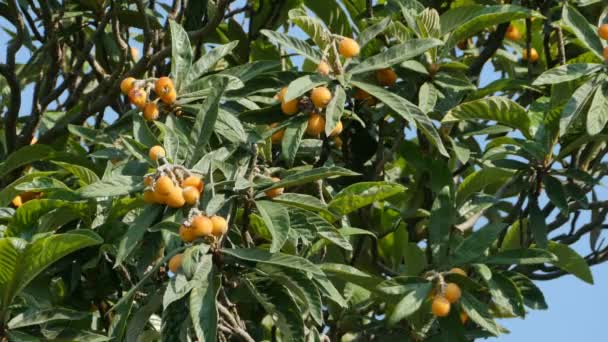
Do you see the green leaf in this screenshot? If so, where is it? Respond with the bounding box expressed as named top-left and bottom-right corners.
top-left (559, 78), bottom-right (600, 136)
top-left (281, 115), bottom-right (308, 167)
top-left (6, 199), bottom-right (90, 239)
top-left (451, 223), bottom-right (506, 265)
top-left (561, 4), bottom-right (603, 59)
top-left (189, 254), bottom-right (219, 342)
top-left (116, 9), bottom-right (163, 30)
top-left (443, 96), bottom-right (532, 138)
top-left (290, 207), bottom-right (351, 250)
top-left (78, 175), bottom-right (141, 198)
top-left (387, 283), bottom-right (432, 324)
top-left (261, 29), bottom-right (322, 64)
top-left (487, 272), bottom-right (525, 317)
top-left (529, 200), bottom-right (548, 249)
top-left (542, 175), bottom-right (569, 214)
top-left (255, 200), bottom-right (291, 253)
top-left (507, 271), bottom-right (548, 310)
top-left (169, 20), bottom-right (193, 91)
top-left (260, 166), bottom-right (359, 192)
top-left (350, 80), bottom-right (449, 156)
top-left (484, 248), bottom-right (557, 265)
top-left (8, 308), bottom-right (89, 329)
top-left (358, 17), bottom-right (391, 48)
top-left (0, 171), bottom-right (58, 207)
top-left (547, 241), bottom-right (594, 284)
top-left (456, 167), bottom-right (515, 205)
top-left (306, 0), bottom-right (352, 37)
top-left (125, 290), bottom-right (163, 342)
top-left (328, 181), bottom-right (406, 216)
top-left (349, 38), bottom-right (443, 74)
top-left (586, 83), bottom-right (608, 135)
top-left (460, 291), bottom-right (502, 336)
top-left (285, 75), bottom-right (330, 102)
top-left (324, 85), bottom-right (346, 136)
top-left (115, 206), bottom-right (163, 266)
top-left (532, 63), bottom-right (602, 85)
top-left (428, 186), bottom-right (454, 266)
top-left (14, 177), bottom-right (70, 192)
top-left (273, 193), bottom-right (337, 221)
top-left (0, 145), bottom-right (92, 179)
top-left (52, 161), bottom-right (100, 186)
top-left (223, 248), bottom-right (324, 275)
top-left (186, 41), bottom-right (239, 83)
top-left (320, 263), bottom-right (383, 291)
top-left (288, 8), bottom-right (331, 51)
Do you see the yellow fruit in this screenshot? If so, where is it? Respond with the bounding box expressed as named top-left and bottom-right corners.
top-left (277, 87), bottom-right (288, 102)
top-left (281, 99), bottom-right (299, 115)
top-left (149, 145), bottom-right (166, 161)
top-left (161, 89), bottom-right (177, 105)
top-left (449, 268), bottom-right (467, 277)
top-left (522, 48), bottom-right (539, 62)
top-left (168, 253), bottom-right (183, 273)
top-left (182, 186), bottom-right (200, 206)
top-left (143, 190), bottom-right (156, 204)
top-left (306, 113), bottom-right (325, 136)
top-left (599, 24), bottom-right (608, 40)
top-left (120, 77), bottom-right (136, 95)
top-left (431, 296), bottom-right (451, 317)
top-left (265, 177), bottom-right (284, 198)
top-left (444, 283), bottom-right (462, 303)
top-left (317, 61), bottom-right (331, 75)
top-left (310, 86), bottom-right (332, 108)
top-left (130, 47), bottom-right (139, 60)
top-left (155, 77), bottom-right (174, 96)
top-left (155, 175), bottom-right (174, 196)
top-left (166, 187), bottom-right (186, 208)
top-left (505, 25), bottom-right (521, 41)
top-left (181, 176), bottom-right (204, 193)
top-left (460, 311), bottom-right (468, 324)
top-left (338, 38), bottom-right (360, 58)
top-left (179, 225), bottom-right (197, 242)
top-left (153, 191), bottom-right (168, 204)
top-left (11, 195), bottom-right (23, 208)
top-left (270, 123), bottom-right (285, 144)
top-left (376, 68), bottom-right (397, 86)
top-left (210, 216), bottom-right (228, 237)
top-left (192, 215), bottom-right (213, 237)
top-left (143, 102), bottom-right (159, 121)
top-left (12, 192), bottom-right (37, 207)
top-left (128, 88), bottom-right (147, 108)
top-left (329, 121), bottom-right (343, 137)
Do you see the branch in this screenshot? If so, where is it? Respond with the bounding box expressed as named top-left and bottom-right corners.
top-left (218, 303), bottom-right (255, 342)
top-left (468, 22), bottom-right (509, 78)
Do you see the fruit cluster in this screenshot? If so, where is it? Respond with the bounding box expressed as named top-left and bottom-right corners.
top-left (120, 76), bottom-right (178, 121)
top-left (143, 146), bottom-right (204, 208)
top-left (430, 268), bottom-right (465, 320)
top-left (179, 213), bottom-right (228, 243)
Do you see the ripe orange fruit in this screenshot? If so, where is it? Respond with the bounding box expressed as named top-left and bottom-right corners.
top-left (277, 87), bottom-right (288, 102)
top-left (143, 190), bottom-right (156, 204)
top-left (338, 38), bottom-right (360, 58)
top-left (310, 86), bottom-right (332, 108)
top-left (153, 191), bottom-right (167, 204)
top-left (166, 187), bottom-right (186, 208)
top-left (460, 311), bottom-right (468, 324)
top-left (603, 46), bottom-right (608, 61)
top-left (179, 225), bottom-right (197, 242)
top-left (182, 186), bottom-right (200, 206)
top-left (143, 102), bottom-right (159, 121)
top-left (161, 89), bottom-right (177, 105)
top-left (144, 176), bottom-right (153, 186)
top-left (599, 24), bottom-right (608, 40)
top-left (181, 176), bottom-right (203, 193)
top-left (155, 76), bottom-right (174, 96)
top-left (11, 195), bottom-right (23, 208)
top-left (265, 177), bottom-right (284, 198)
top-left (210, 215), bottom-right (228, 237)
top-left (376, 68), bottom-right (397, 86)
top-left (120, 77), bottom-right (136, 95)
top-left (505, 25), bottom-right (521, 41)
top-left (130, 47), bottom-right (139, 60)
top-left (12, 192), bottom-right (38, 207)
top-left (449, 268), bottom-right (467, 277)
top-left (444, 283), bottom-right (462, 303)
top-left (317, 61), bottom-right (331, 75)
top-left (168, 253), bottom-right (183, 273)
top-left (431, 296), bottom-right (451, 317)
top-left (281, 99), bottom-right (299, 115)
top-left (155, 175), bottom-right (174, 196)
top-left (522, 48), bottom-right (538, 62)
top-left (306, 113), bottom-right (325, 136)
top-left (128, 88), bottom-right (147, 108)
top-left (149, 145), bottom-right (166, 161)
top-left (329, 121), bottom-right (343, 137)
top-left (192, 215), bottom-right (213, 237)
top-left (270, 123), bottom-right (285, 144)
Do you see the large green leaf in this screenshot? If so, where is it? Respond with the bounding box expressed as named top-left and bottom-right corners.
top-left (387, 283), bottom-right (432, 325)
top-left (320, 263), bottom-right (383, 291)
top-left (586, 82), bottom-right (608, 135)
top-left (443, 97), bottom-right (532, 138)
top-left (306, 0), bottom-right (352, 37)
top-left (328, 181), bottom-right (406, 216)
top-left (223, 248), bottom-right (324, 276)
top-left (186, 41), bottom-right (239, 83)
top-left (189, 254), bottom-right (219, 342)
top-left (115, 206), bottom-right (163, 266)
top-left (288, 8), bottom-right (331, 51)
top-left (451, 223), bottom-right (506, 265)
top-left (5, 199), bottom-right (90, 239)
top-left (78, 175), bottom-right (141, 198)
top-left (52, 161), bottom-right (99, 186)
top-left (456, 167), bottom-right (514, 205)
top-left (559, 78), bottom-right (600, 136)
top-left (8, 307), bottom-right (88, 329)
top-left (460, 291), bottom-right (502, 336)
top-left (561, 4), bottom-right (603, 59)
top-left (484, 249), bottom-right (557, 265)
top-left (281, 116), bottom-right (308, 167)
top-left (0, 145), bottom-right (92, 179)
top-left (289, 207), bottom-right (351, 250)
top-left (358, 17), bottom-right (391, 48)
top-left (261, 29), bottom-right (322, 64)
top-left (0, 171), bottom-right (58, 207)
top-left (255, 200), bottom-right (291, 253)
top-left (284, 74), bottom-right (330, 102)
top-left (169, 20), bottom-right (193, 91)
top-left (547, 241), bottom-right (594, 284)
top-left (532, 63), bottom-right (602, 86)
top-left (260, 166), bottom-right (359, 192)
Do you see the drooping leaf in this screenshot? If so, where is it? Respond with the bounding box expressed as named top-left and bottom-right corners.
top-left (532, 63), bottom-right (602, 85)
top-left (586, 82), bottom-right (608, 135)
top-left (222, 248), bottom-right (324, 275)
top-left (451, 223), bottom-right (506, 265)
top-left (169, 20), bottom-right (193, 91)
top-left (261, 29), bottom-right (322, 64)
top-left (328, 181), bottom-right (406, 216)
top-left (324, 85), bottom-right (346, 136)
top-left (561, 4), bottom-right (603, 59)
top-left (547, 241), bottom-right (594, 284)
top-left (255, 200), bottom-right (291, 253)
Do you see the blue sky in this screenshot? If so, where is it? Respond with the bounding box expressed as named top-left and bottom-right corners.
top-left (1, 3), bottom-right (607, 341)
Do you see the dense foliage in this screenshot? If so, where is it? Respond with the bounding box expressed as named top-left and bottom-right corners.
top-left (1, 0), bottom-right (608, 341)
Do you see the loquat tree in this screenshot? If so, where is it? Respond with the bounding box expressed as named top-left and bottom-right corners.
top-left (1, 0), bottom-right (608, 341)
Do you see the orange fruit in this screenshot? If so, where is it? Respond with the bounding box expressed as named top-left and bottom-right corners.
top-left (182, 186), bottom-right (200, 206)
top-left (265, 177), bottom-right (284, 198)
top-left (338, 38), bottom-right (360, 58)
top-left (153, 191), bottom-right (168, 204)
top-left (444, 283), bottom-right (462, 303)
top-left (166, 187), bottom-right (186, 208)
top-left (310, 86), bottom-right (332, 108)
top-left (155, 77), bottom-right (174, 96)
top-left (130, 47), bottom-right (139, 60)
top-left (120, 77), bottom-right (136, 95)
top-left (306, 113), bottom-right (325, 136)
top-left (277, 87), bottom-right (288, 102)
top-left (431, 296), bottom-right (451, 317)
top-left (460, 311), bottom-right (468, 324)
top-left (143, 190), bottom-right (156, 204)
top-left (149, 145), bottom-right (166, 161)
top-left (505, 25), bottom-right (521, 41)
top-left (210, 215), bottom-right (228, 237)
top-left (353, 88), bottom-right (376, 105)
top-left (144, 175), bottom-right (153, 186)
top-left (317, 61), bottom-right (331, 75)
top-left (168, 253), bottom-right (183, 273)
top-left (161, 89), bottom-right (177, 105)
top-left (181, 176), bottom-right (203, 193)
top-left (522, 48), bottom-right (538, 62)
top-left (270, 123), bottom-right (285, 144)
top-left (192, 215), bottom-right (213, 237)
top-left (281, 99), bottom-right (299, 115)
top-left (376, 68), bottom-right (397, 86)
top-left (155, 175), bottom-right (174, 196)
top-left (11, 195), bottom-right (23, 208)
top-left (179, 225), bottom-right (197, 242)
top-left (329, 121), bottom-right (343, 137)
top-left (128, 88), bottom-right (147, 108)
top-left (143, 102), bottom-right (159, 121)
top-left (449, 268), bottom-right (467, 277)
top-left (599, 24), bottom-right (608, 40)
top-left (603, 46), bottom-right (608, 61)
